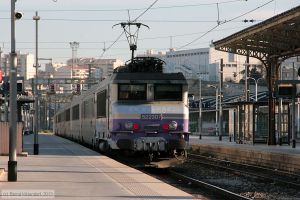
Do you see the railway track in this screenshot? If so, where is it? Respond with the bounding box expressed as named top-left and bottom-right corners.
top-left (109, 154), bottom-right (247, 199)
top-left (188, 153), bottom-right (300, 189)
top-left (169, 170), bottom-right (252, 200)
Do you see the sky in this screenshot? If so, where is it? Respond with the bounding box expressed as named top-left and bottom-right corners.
top-left (0, 0), bottom-right (299, 65)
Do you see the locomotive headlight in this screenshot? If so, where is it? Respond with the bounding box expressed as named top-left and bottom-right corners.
top-left (124, 122), bottom-right (133, 130)
top-left (124, 121), bottom-right (139, 131)
top-left (169, 121), bottom-right (178, 130)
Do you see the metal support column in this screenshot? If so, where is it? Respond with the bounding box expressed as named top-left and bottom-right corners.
top-left (219, 59), bottom-right (223, 141)
top-left (245, 55), bottom-right (249, 101)
top-left (33, 12), bottom-right (40, 155)
top-left (267, 60), bottom-right (277, 145)
top-left (198, 78), bottom-right (202, 137)
top-left (292, 62), bottom-right (296, 148)
top-left (8, 0), bottom-right (18, 182)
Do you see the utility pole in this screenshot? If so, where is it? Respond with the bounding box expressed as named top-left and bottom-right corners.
top-left (219, 59), bottom-right (223, 141)
top-left (8, 0), bottom-right (18, 182)
top-left (33, 11), bottom-right (40, 155)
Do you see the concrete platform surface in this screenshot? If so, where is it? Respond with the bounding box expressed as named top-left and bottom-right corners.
top-left (189, 135), bottom-right (300, 173)
top-left (190, 135), bottom-right (300, 155)
top-left (0, 133), bottom-right (197, 200)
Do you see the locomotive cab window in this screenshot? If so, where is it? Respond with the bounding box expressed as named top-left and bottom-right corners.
top-left (154, 84), bottom-right (182, 101)
top-left (118, 84), bottom-right (146, 100)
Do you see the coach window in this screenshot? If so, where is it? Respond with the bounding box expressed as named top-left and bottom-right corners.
top-left (97, 90), bottom-right (106, 118)
top-left (118, 84), bottom-right (146, 100)
top-left (66, 109), bottom-right (70, 121)
top-left (82, 99), bottom-right (93, 119)
top-left (82, 101), bottom-right (88, 119)
top-left (61, 112), bottom-right (65, 122)
top-left (154, 84), bottom-right (182, 101)
top-left (72, 105), bottom-right (79, 120)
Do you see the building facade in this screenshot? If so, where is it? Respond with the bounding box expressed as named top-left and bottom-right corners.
top-left (1, 51), bottom-right (35, 80)
top-left (66, 58), bottom-right (123, 80)
top-left (138, 46), bottom-right (263, 83)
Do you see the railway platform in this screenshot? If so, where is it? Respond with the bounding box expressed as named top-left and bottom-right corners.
top-left (189, 135), bottom-right (300, 174)
top-left (0, 133), bottom-right (196, 200)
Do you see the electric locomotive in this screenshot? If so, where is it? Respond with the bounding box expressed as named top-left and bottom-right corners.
top-left (54, 57), bottom-right (189, 167)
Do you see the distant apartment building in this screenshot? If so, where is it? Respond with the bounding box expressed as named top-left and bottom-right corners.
top-left (46, 58), bottom-right (123, 93)
top-left (45, 62), bottom-right (66, 76)
top-left (66, 58), bottom-right (123, 80)
top-left (53, 65), bottom-right (89, 92)
top-left (138, 46), bottom-right (263, 82)
top-left (1, 51), bottom-right (35, 80)
top-left (209, 46), bottom-right (263, 82)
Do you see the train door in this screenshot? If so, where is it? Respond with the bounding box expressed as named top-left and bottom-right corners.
top-left (71, 104), bottom-right (80, 141)
top-left (95, 90), bottom-right (107, 143)
top-left (81, 98), bottom-right (95, 145)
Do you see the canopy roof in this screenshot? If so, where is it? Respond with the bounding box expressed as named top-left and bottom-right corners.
top-left (213, 5), bottom-right (300, 63)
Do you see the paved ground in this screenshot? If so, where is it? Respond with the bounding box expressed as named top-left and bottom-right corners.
top-left (0, 133), bottom-right (196, 200)
top-left (189, 135), bottom-right (300, 155)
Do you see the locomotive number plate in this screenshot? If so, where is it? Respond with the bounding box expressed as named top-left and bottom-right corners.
top-left (141, 114), bottom-right (161, 120)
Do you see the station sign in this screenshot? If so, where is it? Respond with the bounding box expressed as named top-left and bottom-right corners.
top-left (275, 80), bottom-right (300, 98)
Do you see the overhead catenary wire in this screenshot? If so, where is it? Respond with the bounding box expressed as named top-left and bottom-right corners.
top-left (99, 31), bottom-right (124, 58)
top-left (0, 25), bottom-right (251, 46)
top-left (0, 0), bottom-right (247, 13)
top-left (0, 17), bottom-right (259, 24)
top-left (0, 18), bottom-right (260, 23)
top-left (133, 0), bottom-right (159, 22)
top-left (0, 24), bottom-right (251, 59)
top-left (0, 1), bottom-right (278, 61)
top-left (179, 0), bottom-right (274, 49)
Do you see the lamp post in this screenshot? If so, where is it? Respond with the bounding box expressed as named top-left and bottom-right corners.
top-left (208, 85), bottom-right (218, 136)
top-left (8, 0), bottom-right (18, 182)
top-left (33, 12), bottom-right (40, 155)
top-left (246, 77), bottom-right (264, 101)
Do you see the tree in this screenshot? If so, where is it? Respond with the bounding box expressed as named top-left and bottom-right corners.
top-left (239, 67), bottom-right (266, 85)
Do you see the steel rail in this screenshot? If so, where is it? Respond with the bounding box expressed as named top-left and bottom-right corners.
top-left (170, 170), bottom-right (252, 200)
top-left (188, 153), bottom-right (300, 189)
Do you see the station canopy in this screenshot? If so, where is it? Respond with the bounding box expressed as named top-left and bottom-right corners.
top-left (212, 5), bottom-right (300, 145)
top-left (213, 5), bottom-right (300, 63)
